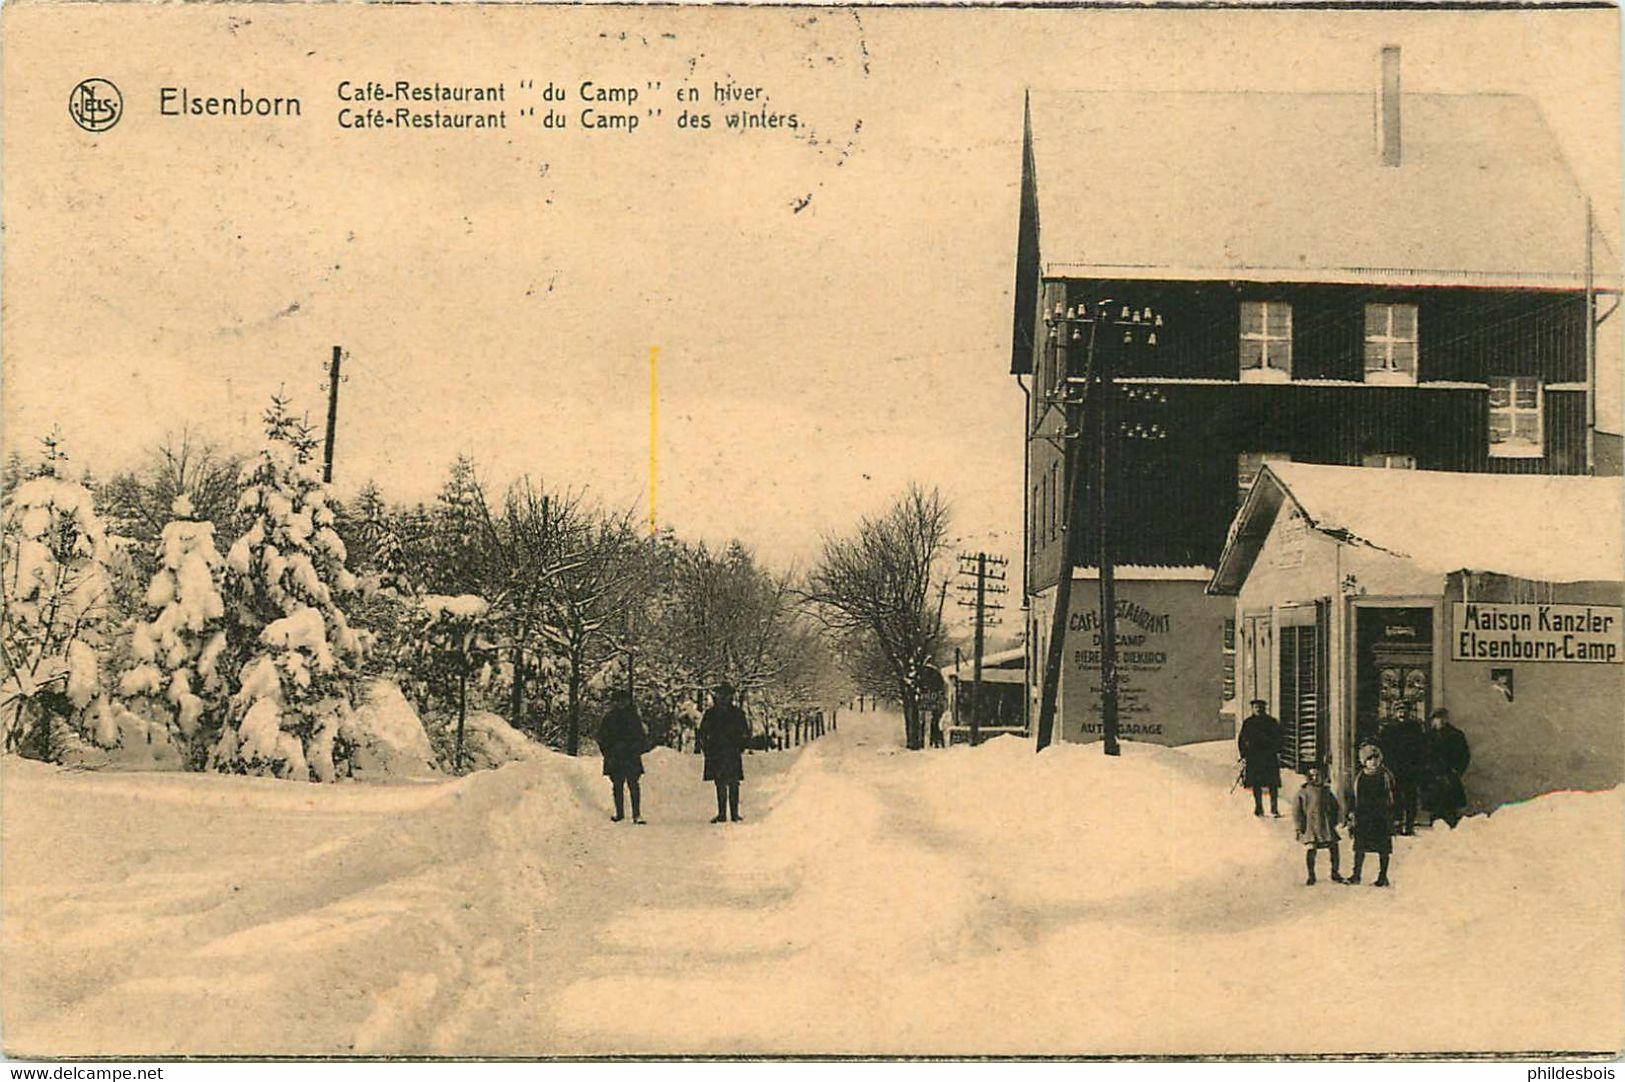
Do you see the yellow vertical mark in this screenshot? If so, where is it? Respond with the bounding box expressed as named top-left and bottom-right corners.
top-left (649, 345), bottom-right (659, 539)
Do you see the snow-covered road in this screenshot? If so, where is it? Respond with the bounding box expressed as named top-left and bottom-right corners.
top-left (4, 710), bottom-right (1621, 1057)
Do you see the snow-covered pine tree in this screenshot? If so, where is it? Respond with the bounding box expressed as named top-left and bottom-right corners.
top-left (0, 433), bottom-right (121, 759)
top-left (117, 494), bottom-right (229, 760)
top-left (210, 395), bottom-right (367, 781)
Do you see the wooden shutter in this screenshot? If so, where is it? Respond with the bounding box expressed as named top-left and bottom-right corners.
top-left (1277, 602), bottom-right (1329, 773)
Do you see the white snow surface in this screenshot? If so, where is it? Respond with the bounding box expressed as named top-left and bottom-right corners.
top-left (3, 710), bottom-right (1619, 1056)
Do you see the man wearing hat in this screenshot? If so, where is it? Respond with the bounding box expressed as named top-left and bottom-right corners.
top-left (1237, 698), bottom-right (1284, 817)
top-left (699, 683), bottom-right (750, 823)
top-left (1425, 707), bottom-right (1472, 828)
top-left (596, 687), bottom-right (648, 824)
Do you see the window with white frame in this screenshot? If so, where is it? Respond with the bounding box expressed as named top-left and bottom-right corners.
top-left (1361, 452), bottom-right (1416, 469)
top-left (1364, 303), bottom-right (1418, 383)
top-left (1488, 377), bottom-right (1543, 458)
top-left (1240, 301), bottom-right (1292, 380)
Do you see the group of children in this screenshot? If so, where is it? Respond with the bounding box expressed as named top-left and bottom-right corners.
top-left (1292, 743), bottom-right (1400, 887)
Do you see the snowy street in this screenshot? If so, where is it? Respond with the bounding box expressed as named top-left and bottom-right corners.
top-left (4, 708), bottom-right (1621, 1058)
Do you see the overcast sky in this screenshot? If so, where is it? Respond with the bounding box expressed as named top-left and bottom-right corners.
top-left (4, 6), bottom-right (1619, 594)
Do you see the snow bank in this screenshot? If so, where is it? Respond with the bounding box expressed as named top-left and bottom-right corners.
top-left (344, 680), bottom-right (439, 780)
top-left (2, 740), bottom-right (603, 1057)
top-left (459, 710), bottom-right (541, 771)
top-left (53, 719), bottom-right (187, 773)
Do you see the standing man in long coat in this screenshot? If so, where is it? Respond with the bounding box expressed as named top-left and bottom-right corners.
top-left (597, 688), bottom-right (648, 824)
top-left (700, 683), bottom-right (749, 824)
top-left (1378, 708), bottom-right (1428, 835)
top-left (1425, 707), bottom-right (1472, 828)
top-left (1238, 698), bottom-right (1284, 818)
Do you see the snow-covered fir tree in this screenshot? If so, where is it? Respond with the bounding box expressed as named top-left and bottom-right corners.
top-left (210, 396), bottom-right (367, 781)
top-left (0, 434), bottom-right (122, 759)
top-left (117, 494), bottom-right (229, 757)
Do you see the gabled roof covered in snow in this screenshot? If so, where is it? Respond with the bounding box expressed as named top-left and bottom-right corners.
top-left (1026, 90), bottom-right (1615, 290)
top-left (1208, 463), bottom-right (1624, 593)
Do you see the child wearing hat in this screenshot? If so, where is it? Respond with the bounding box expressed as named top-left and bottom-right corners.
top-left (1293, 761), bottom-right (1344, 885)
top-left (1347, 741), bottom-right (1398, 887)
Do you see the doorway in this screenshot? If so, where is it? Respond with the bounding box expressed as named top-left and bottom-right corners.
top-left (1241, 611), bottom-right (1272, 708)
top-left (1354, 606), bottom-right (1434, 753)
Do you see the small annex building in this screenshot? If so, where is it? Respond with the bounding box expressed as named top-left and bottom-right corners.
top-left (948, 645), bottom-right (1027, 743)
top-left (1207, 462), bottom-right (1623, 810)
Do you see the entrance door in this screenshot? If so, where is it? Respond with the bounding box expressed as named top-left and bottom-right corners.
top-left (1241, 612), bottom-right (1272, 708)
top-left (1355, 606), bottom-right (1434, 752)
top-left (1277, 601), bottom-right (1329, 773)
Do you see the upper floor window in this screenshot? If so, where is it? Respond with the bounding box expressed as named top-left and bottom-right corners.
top-left (1240, 301), bottom-right (1292, 382)
top-left (1361, 452), bottom-right (1416, 469)
top-left (1488, 376), bottom-right (1543, 458)
top-left (1364, 303), bottom-right (1418, 385)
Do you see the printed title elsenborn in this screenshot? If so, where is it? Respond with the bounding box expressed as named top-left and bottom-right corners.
top-left (159, 87), bottom-right (302, 117)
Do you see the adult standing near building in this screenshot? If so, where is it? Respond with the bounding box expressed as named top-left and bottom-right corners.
top-left (1378, 707), bottom-right (1428, 836)
top-left (1237, 698), bottom-right (1284, 817)
top-left (1425, 707), bottom-right (1472, 828)
top-left (597, 688), bottom-right (648, 824)
top-left (700, 683), bottom-right (749, 824)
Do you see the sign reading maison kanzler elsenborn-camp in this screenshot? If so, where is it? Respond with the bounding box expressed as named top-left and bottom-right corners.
top-left (1454, 604), bottom-right (1624, 664)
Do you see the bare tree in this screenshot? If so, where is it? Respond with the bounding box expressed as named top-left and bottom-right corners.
top-left (487, 478), bottom-right (587, 736)
top-left (540, 504), bottom-right (641, 755)
top-left (99, 428), bottom-right (245, 580)
top-left (667, 542), bottom-right (799, 701)
top-left (804, 485), bottom-right (952, 750)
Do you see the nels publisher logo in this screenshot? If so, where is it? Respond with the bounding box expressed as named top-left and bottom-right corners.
top-left (69, 78), bottom-right (122, 132)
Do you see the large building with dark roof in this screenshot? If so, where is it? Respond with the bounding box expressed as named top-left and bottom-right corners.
top-left (1011, 50), bottom-right (1618, 748)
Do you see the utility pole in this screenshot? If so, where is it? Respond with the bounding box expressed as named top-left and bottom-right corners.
top-left (953, 645), bottom-right (962, 726)
top-left (956, 551), bottom-right (1008, 746)
top-left (322, 346), bottom-right (345, 484)
top-left (1097, 327), bottom-right (1121, 757)
top-left (1034, 299), bottom-right (1159, 754)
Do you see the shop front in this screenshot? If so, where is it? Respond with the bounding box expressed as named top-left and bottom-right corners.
top-left (1209, 463), bottom-right (1623, 807)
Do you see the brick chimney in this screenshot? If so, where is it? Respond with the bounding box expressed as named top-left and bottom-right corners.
top-left (1378, 45), bottom-right (1402, 167)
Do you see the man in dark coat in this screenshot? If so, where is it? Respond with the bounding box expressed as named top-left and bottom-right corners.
top-left (597, 688), bottom-right (647, 824)
top-left (1425, 707), bottom-right (1472, 828)
top-left (1378, 708), bottom-right (1428, 835)
top-left (700, 683), bottom-right (749, 824)
top-left (1237, 699), bottom-right (1284, 817)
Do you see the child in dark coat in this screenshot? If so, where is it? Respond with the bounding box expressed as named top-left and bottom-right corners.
top-left (1347, 742), bottom-right (1397, 887)
top-left (1293, 762), bottom-right (1344, 885)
